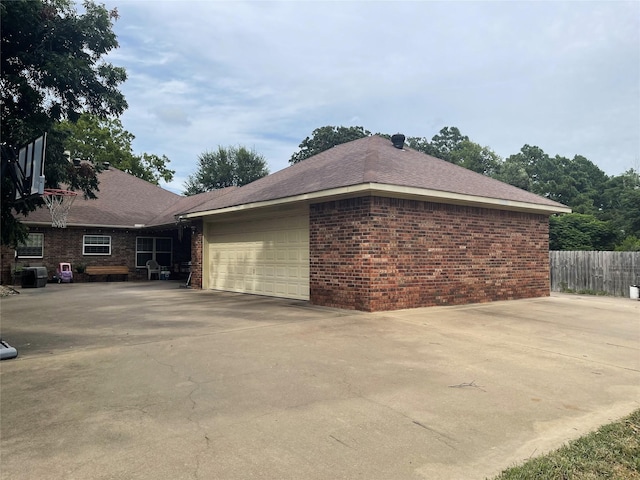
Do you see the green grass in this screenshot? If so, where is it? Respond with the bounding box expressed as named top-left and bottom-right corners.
top-left (493, 409), bottom-right (640, 480)
top-left (568, 289), bottom-right (609, 296)
top-left (559, 284), bottom-right (609, 296)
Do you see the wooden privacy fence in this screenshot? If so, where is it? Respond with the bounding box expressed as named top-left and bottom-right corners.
top-left (549, 251), bottom-right (640, 297)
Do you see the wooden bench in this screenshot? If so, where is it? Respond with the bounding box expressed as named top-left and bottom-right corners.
top-left (85, 266), bottom-right (129, 282)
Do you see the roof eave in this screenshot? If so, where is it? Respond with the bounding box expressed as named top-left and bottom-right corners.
top-left (182, 183), bottom-right (572, 219)
top-left (21, 221), bottom-right (151, 229)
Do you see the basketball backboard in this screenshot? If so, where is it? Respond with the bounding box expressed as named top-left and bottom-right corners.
top-left (14, 133), bottom-right (47, 201)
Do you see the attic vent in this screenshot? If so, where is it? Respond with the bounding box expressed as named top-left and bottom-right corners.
top-left (102, 162), bottom-right (110, 170)
top-left (391, 133), bottom-right (405, 149)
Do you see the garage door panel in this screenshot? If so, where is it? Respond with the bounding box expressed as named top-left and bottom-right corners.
top-left (288, 250), bottom-right (301, 261)
top-left (207, 213), bottom-right (309, 300)
top-left (275, 282), bottom-right (288, 296)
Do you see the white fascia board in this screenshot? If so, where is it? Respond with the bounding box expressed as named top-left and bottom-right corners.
top-left (22, 221), bottom-right (150, 229)
top-left (370, 184), bottom-right (572, 214)
top-left (183, 183), bottom-right (571, 219)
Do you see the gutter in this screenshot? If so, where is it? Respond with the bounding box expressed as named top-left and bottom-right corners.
top-left (21, 221), bottom-right (157, 229)
top-left (181, 183), bottom-right (572, 219)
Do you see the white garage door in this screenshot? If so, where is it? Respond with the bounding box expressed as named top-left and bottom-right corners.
top-left (206, 213), bottom-right (309, 300)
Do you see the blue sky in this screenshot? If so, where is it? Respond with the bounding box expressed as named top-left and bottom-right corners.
top-left (101, 1), bottom-right (640, 194)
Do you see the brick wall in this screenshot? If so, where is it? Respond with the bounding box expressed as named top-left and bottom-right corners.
top-left (310, 198), bottom-right (373, 310)
top-left (190, 219), bottom-right (203, 289)
top-left (8, 227), bottom-right (142, 281)
top-left (0, 244), bottom-right (16, 285)
top-left (1, 226), bottom-right (189, 283)
top-left (310, 196), bottom-right (550, 312)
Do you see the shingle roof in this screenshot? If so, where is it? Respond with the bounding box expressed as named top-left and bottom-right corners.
top-left (183, 135), bottom-right (569, 216)
top-left (147, 187), bottom-right (237, 227)
top-left (23, 166), bottom-right (182, 227)
top-left (22, 135), bottom-right (569, 228)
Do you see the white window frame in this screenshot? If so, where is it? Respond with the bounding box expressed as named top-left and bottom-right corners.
top-left (136, 236), bottom-right (173, 268)
top-left (17, 233), bottom-right (44, 258)
top-left (83, 235), bottom-right (111, 255)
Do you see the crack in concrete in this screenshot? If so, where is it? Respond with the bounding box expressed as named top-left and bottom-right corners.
top-left (411, 420), bottom-right (458, 449)
top-left (354, 394), bottom-right (459, 450)
top-left (329, 434), bottom-right (352, 448)
top-left (516, 344), bottom-right (640, 373)
top-left (143, 352), bottom-right (212, 479)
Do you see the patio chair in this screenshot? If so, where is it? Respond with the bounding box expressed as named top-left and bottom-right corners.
top-left (146, 259), bottom-right (161, 280)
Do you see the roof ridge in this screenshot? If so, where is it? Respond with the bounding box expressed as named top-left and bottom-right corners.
top-left (148, 186), bottom-right (239, 227)
top-left (179, 135), bottom-right (570, 217)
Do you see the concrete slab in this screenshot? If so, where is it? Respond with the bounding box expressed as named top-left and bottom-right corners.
top-left (1, 282), bottom-right (638, 479)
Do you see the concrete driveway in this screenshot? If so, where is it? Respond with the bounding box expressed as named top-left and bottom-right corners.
top-left (1, 282), bottom-right (638, 480)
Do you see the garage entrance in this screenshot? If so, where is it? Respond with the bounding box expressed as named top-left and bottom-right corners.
top-left (205, 210), bottom-right (309, 300)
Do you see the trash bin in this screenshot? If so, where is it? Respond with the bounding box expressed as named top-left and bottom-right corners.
top-left (631, 285), bottom-right (639, 300)
top-left (21, 268), bottom-right (36, 287)
top-left (21, 267), bottom-right (48, 288)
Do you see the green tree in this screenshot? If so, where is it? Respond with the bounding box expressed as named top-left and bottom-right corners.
top-left (184, 146), bottom-right (269, 195)
top-left (404, 127), bottom-right (499, 176)
top-left (496, 146), bottom-right (607, 213)
top-left (404, 135), bottom-right (435, 155)
top-left (499, 146), bottom-right (623, 250)
top-left (498, 144), bottom-right (640, 251)
top-left (614, 235), bottom-right (640, 252)
top-left (289, 126), bottom-right (371, 164)
top-left (600, 169), bottom-right (640, 244)
top-left (289, 126), bottom-right (497, 176)
top-left (449, 139), bottom-right (501, 176)
top-left (549, 213), bottom-right (618, 251)
top-left (495, 144), bottom-right (550, 192)
top-left (428, 126), bottom-right (469, 162)
top-left (57, 115), bottom-right (174, 185)
top-left (1, 0), bottom-right (126, 246)
top-left (545, 155), bottom-right (607, 214)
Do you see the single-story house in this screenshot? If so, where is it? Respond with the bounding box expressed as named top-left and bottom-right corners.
top-left (2, 135), bottom-right (570, 311)
top-left (1, 164), bottom-right (229, 284)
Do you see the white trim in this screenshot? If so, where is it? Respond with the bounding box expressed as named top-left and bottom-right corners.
top-left (183, 183), bottom-right (571, 219)
top-left (83, 234), bottom-right (112, 256)
top-left (16, 232), bottom-right (44, 258)
top-left (23, 221), bottom-right (150, 229)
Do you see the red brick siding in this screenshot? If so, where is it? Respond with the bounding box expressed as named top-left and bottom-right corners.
top-left (310, 196), bottom-right (550, 312)
top-left (310, 198), bottom-right (374, 310)
top-left (190, 219), bottom-right (203, 289)
top-left (8, 227), bottom-right (139, 280)
top-left (0, 244), bottom-right (16, 284)
top-left (1, 226), bottom-right (188, 283)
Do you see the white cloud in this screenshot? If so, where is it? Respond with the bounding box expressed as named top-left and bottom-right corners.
top-left (104, 0), bottom-right (640, 193)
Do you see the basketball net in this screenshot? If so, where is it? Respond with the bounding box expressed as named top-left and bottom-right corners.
top-left (43, 189), bottom-right (78, 228)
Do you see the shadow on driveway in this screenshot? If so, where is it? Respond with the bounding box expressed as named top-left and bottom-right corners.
top-left (1, 283), bottom-right (638, 479)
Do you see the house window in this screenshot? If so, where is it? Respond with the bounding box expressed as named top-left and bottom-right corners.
top-left (83, 235), bottom-right (111, 255)
top-left (136, 237), bottom-right (172, 268)
top-left (17, 233), bottom-right (44, 258)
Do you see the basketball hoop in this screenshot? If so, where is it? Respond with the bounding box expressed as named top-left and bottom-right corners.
top-left (43, 189), bottom-right (78, 228)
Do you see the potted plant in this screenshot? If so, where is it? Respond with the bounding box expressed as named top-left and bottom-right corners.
top-left (75, 263), bottom-right (86, 282)
top-left (11, 265), bottom-right (25, 286)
